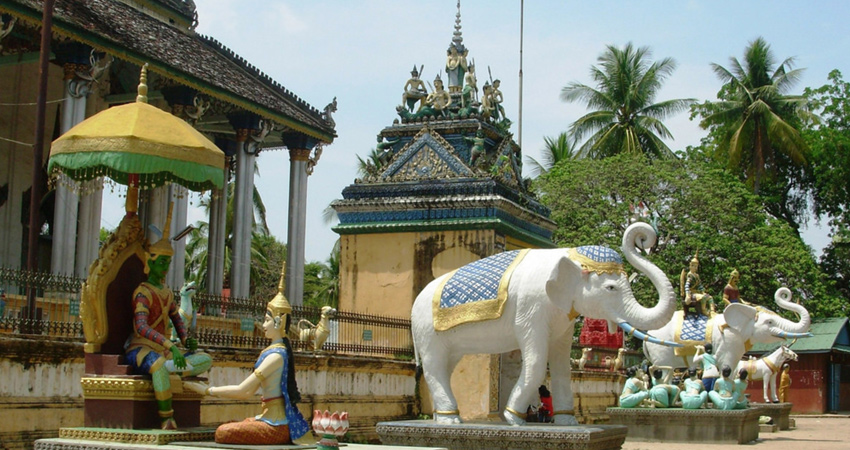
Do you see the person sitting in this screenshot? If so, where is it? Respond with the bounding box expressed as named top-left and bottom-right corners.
top-left (619, 366), bottom-right (651, 408)
top-left (649, 368), bottom-right (680, 408)
top-left (681, 252), bottom-right (715, 316)
top-left (708, 365), bottom-right (738, 410)
top-left (185, 277), bottom-right (310, 444)
top-left (734, 369), bottom-right (750, 409)
top-left (538, 385), bottom-right (553, 423)
top-left (679, 368), bottom-right (708, 409)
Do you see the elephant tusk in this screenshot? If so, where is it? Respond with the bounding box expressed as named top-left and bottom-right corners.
top-left (618, 322), bottom-right (684, 348)
top-left (771, 330), bottom-right (814, 339)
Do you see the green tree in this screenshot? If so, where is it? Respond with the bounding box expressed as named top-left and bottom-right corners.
top-left (536, 152), bottom-right (846, 318)
top-left (525, 132), bottom-right (576, 177)
top-left (803, 69), bottom-right (850, 298)
top-left (184, 167), bottom-right (274, 295)
top-left (561, 43), bottom-right (694, 159)
top-left (303, 240), bottom-right (340, 309)
top-left (694, 37), bottom-right (810, 195)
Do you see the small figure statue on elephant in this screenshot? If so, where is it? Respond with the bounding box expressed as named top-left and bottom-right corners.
top-left (411, 222), bottom-right (683, 426)
top-left (643, 287), bottom-right (812, 382)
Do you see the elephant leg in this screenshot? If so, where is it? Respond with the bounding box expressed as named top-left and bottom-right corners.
top-left (422, 350), bottom-right (462, 424)
top-left (548, 325), bottom-right (578, 426)
top-left (503, 330), bottom-right (549, 426)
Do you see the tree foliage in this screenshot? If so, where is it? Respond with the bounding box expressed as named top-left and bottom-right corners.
top-left (525, 132), bottom-right (576, 177)
top-left (302, 239), bottom-right (341, 309)
top-left (561, 43), bottom-right (694, 159)
top-left (536, 152), bottom-right (846, 318)
top-left (691, 37), bottom-right (812, 234)
top-left (803, 69), bottom-right (850, 299)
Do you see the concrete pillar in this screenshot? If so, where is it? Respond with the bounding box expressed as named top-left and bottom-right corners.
top-left (75, 178), bottom-right (102, 279)
top-left (230, 129), bottom-right (254, 299)
top-left (51, 67), bottom-right (88, 276)
top-left (282, 132), bottom-right (319, 307)
top-left (167, 184), bottom-right (188, 290)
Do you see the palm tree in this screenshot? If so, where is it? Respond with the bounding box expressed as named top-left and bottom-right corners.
top-left (525, 132), bottom-right (576, 177)
top-left (561, 43), bottom-right (694, 159)
top-left (303, 239), bottom-right (340, 308)
top-left (699, 37), bottom-right (810, 193)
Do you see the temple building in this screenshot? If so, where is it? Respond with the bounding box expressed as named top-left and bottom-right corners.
top-left (0, 0), bottom-right (336, 303)
top-left (331, 3), bottom-right (555, 419)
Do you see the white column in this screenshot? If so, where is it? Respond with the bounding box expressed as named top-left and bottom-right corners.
top-left (51, 76), bottom-right (83, 276)
top-left (231, 134), bottom-right (255, 299)
top-left (167, 184), bottom-right (188, 290)
top-left (207, 188), bottom-right (221, 295)
top-left (75, 178), bottom-right (102, 279)
top-left (285, 147), bottom-right (312, 306)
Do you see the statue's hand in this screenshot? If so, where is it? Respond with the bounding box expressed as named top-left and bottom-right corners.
top-left (185, 338), bottom-right (198, 352)
top-left (183, 381), bottom-right (209, 395)
top-left (170, 345), bottom-right (187, 370)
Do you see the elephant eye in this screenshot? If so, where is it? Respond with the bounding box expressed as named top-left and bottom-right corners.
top-left (604, 284), bottom-right (616, 291)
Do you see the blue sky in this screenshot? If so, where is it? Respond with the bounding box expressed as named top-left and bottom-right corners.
top-left (100, 0), bottom-right (850, 263)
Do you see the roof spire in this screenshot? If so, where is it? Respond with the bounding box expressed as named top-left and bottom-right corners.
top-left (452, 0), bottom-right (464, 50)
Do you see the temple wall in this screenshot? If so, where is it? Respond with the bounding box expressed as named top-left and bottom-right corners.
top-left (338, 229), bottom-right (497, 317)
top-left (0, 336), bottom-right (417, 450)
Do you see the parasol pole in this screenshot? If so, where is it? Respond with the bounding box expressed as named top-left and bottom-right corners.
top-left (26, 0), bottom-right (56, 328)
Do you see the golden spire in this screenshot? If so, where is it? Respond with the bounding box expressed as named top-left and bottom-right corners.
top-left (149, 202), bottom-right (174, 256)
top-left (136, 63), bottom-right (149, 103)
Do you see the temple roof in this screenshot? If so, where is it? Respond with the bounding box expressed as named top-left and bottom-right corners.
top-left (1, 0), bottom-right (336, 142)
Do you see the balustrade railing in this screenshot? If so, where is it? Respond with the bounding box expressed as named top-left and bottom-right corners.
top-left (0, 267), bottom-right (413, 359)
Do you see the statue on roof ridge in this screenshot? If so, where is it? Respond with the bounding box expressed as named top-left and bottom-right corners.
top-left (402, 65), bottom-right (428, 112)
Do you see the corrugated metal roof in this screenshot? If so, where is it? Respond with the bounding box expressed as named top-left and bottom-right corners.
top-left (748, 317), bottom-right (849, 354)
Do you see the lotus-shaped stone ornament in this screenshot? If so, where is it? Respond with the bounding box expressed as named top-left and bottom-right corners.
top-left (312, 410), bottom-right (349, 449)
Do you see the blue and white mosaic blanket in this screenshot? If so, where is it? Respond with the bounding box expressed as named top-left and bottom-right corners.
top-left (432, 250), bottom-right (528, 331)
top-left (672, 310), bottom-right (716, 356)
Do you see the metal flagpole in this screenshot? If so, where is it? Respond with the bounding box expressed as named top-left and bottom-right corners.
top-left (518, 0), bottom-right (524, 150)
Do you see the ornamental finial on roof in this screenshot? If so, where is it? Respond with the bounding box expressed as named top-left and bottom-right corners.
top-left (452, 0), bottom-right (464, 51)
top-left (136, 63), bottom-right (149, 103)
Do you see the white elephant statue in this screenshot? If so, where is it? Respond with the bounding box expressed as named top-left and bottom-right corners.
top-left (411, 222), bottom-right (681, 426)
top-left (643, 288), bottom-right (811, 379)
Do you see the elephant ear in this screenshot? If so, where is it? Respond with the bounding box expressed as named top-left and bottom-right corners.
top-left (544, 252), bottom-right (581, 310)
top-left (723, 303), bottom-right (758, 333)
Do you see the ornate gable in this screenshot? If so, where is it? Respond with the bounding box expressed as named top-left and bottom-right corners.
top-left (381, 127), bottom-right (474, 182)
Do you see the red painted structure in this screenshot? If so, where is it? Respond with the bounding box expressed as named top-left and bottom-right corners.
top-left (579, 318), bottom-right (623, 348)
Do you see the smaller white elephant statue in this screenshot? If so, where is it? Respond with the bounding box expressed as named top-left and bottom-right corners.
top-left (412, 222), bottom-right (682, 426)
top-left (735, 345), bottom-right (797, 403)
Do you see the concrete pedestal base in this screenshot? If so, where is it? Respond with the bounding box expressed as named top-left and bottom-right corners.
top-left (750, 402), bottom-right (793, 430)
top-left (36, 438), bottom-right (447, 450)
top-left (607, 407), bottom-right (761, 444)
top-left (376, 420), bottom-right (628, 450)
top-left (760, 423), bottom-right (779, 433)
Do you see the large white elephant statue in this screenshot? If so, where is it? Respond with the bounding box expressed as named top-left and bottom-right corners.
top-left (411, 222), bottom-right (681, 426)
top-left (643, 288), bottom-right (812, 378)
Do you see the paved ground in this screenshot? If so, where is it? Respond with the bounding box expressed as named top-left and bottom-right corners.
top-left (621, 415), bottom-right (850, 450)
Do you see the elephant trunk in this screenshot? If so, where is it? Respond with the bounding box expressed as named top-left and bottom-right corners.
top-left (769, 287), bottom-right (812, 337)
top-left (619, 322), bottom-right (683, 347)
top-left (616, 222), bottom-right (677, 332)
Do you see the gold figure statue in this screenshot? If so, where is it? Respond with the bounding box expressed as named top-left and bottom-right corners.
top-left (777, 363), bottom-right (792, 403)
top-left (722, 269), bottom-right (750, 307)
top-left (402, 65), bottom-right (428, 112)
top-left (425, 75), bottom-right (452, 115)
top-left (680, 251), bottom-right (714, 316)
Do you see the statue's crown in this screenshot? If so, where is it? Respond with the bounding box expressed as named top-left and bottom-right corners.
top-left (148, 202), bottom-right (174, 257)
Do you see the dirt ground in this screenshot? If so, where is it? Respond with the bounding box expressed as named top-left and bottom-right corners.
top-left (620, 415), bottom-right (850, 450)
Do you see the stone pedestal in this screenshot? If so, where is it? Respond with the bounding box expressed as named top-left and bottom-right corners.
top-left (750, 402), bottom-right (793, 430)
top-left (81, 375), bottom-right (203, 429)
top-left (607, 407), bottom-right (761, 444)
top-left (376, 420), bottom-right (628, 450)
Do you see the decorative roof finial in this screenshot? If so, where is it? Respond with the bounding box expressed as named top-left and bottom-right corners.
top-left (452, 0), bottom-right (464, 51)
top-left (136, 63), bottom-right (149, 104)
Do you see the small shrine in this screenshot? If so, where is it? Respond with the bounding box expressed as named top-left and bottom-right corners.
top-left (332, 3), bottom-right (556, 319)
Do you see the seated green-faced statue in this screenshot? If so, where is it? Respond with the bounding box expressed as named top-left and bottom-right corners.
top-left (124, 205), bottom-right (212, 429)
